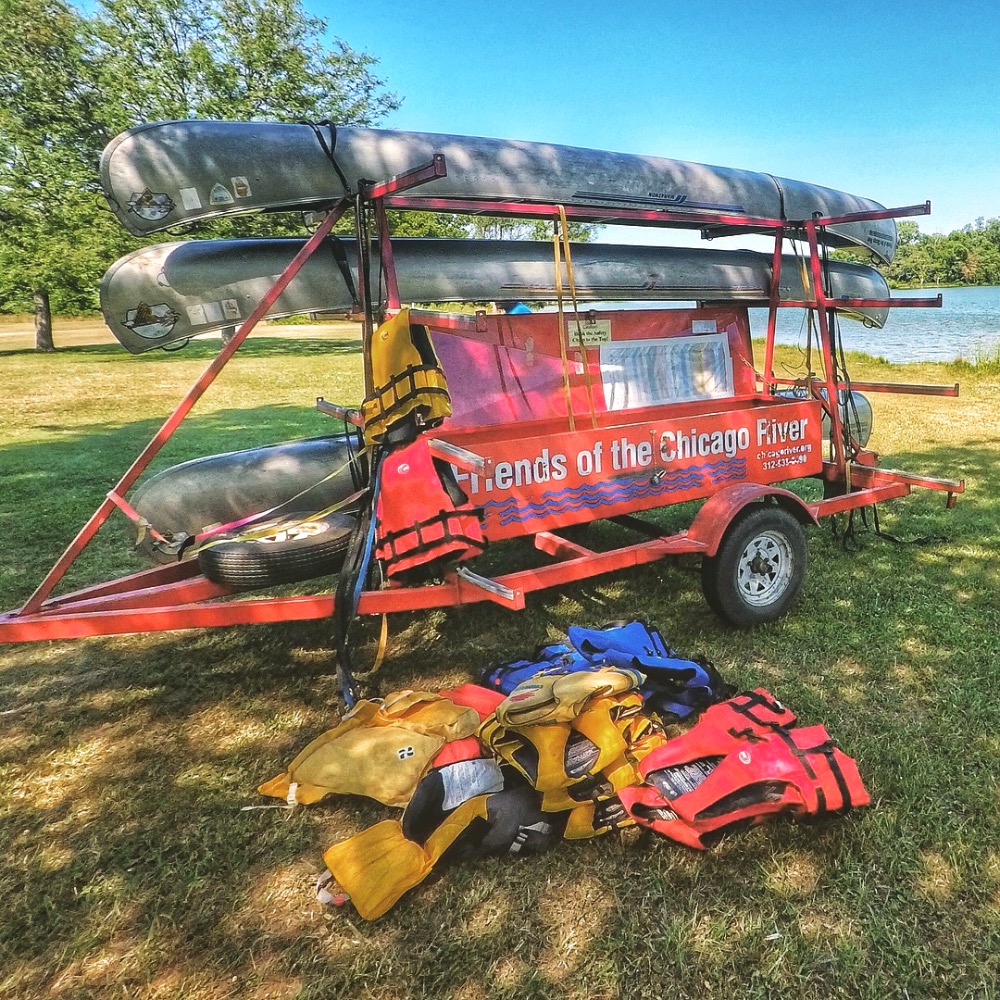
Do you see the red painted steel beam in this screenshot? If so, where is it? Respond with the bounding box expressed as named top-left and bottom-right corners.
top-left (770, 376), bottom-right (959, 397)
top-left (804, 220), bottom-right (847, 472)
top-left (361, 154), bottom-right (447, 200)
top-left (808, 483), bottom-right (912, 517)
top-left (383, 195), bottom-right (787, 231)
top-left (846, 463), bottom-right (965, 494)
top-left (534, 531), bottom-right (597, 560)
top-left (33, 560), bottom-right (204, 610)
top-left (811, 201), bottom-right (932, 227)
top-left (778, 296), bottom-right (942, 310)
top-left (0, 530), bottom-right (711, 643)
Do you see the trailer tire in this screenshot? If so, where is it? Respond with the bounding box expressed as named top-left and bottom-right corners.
top-left (198, 512), bottom-right (356, 589)
top-left (700, 505), bottom-right (807, 627)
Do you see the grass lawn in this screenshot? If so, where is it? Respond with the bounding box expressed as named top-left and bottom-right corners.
top-left (1, 316), bottom-right (998, 999)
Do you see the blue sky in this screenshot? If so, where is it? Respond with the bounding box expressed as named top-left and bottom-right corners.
top-left (317, 0), bottom-right (1000, 239)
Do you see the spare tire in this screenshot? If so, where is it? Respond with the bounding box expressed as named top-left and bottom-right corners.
top-left (198, 512), bottom-right (356, 589)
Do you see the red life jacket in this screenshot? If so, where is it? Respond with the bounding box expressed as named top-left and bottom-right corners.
top-left (622, 722), bottom-right (869, 848)
top-left (375, 438), bottom-right (485, 580)
top-left (637, 688), bottom-right (796, 778)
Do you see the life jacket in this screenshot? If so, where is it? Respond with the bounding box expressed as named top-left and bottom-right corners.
top-left (622, 722), bottom-right (869, 848)
top-left (479, 622), bottom-right (733, 720)
top-left (637, 688), bottom-right (797, 778)
top-left (481, 681), bottom-right (665, 840)
top-left (647, 724), bottom-right (870, 832)
top-left (374, 437), bottom-right (485, 580)
top-left (361, 308), bottom-right (451, 446)
top-left (322, 771), bottom-right (559, 920)
top-left (257, 689), bottom-right (480, 808)
top-left (567, 619), bottom-right (734, 720)
top-left (480, 643), bottom-right (587, 695)
top-left (493, 665), bottom-right (646, 727)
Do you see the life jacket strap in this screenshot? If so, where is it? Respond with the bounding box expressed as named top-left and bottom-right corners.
top-left (377, 509), bottom-right (486, 562)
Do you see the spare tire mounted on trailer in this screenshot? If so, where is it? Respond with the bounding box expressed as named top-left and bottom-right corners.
top-left (198, 512), bottom-right (356, 589)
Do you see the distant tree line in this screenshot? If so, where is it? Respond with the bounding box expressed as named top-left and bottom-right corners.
top-left (881, 218), bottom-right (1000, 287)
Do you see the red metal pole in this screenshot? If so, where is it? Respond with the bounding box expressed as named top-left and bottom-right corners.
top-left (804, 219), bottom-right (847, 476)
top-left (18, 203), bottom-right (349, 616)
top-left (762, 226), bottom-right (785, 394)
top-left (374, 198), bottom-right (401, 311)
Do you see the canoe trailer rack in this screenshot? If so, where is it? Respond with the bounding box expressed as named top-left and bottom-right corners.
top-left (0, 152), bottom-right (965, 644)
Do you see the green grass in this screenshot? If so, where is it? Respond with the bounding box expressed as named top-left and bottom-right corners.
top-left (1, 326), bottom-right (999, 999)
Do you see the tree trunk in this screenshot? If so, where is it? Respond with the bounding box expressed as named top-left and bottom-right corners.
top-left (33, 288), bottom-right (56, 351)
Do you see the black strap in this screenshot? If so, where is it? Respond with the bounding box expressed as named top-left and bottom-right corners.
top-left (307, 120), bottom-right (353, 195)
top-left (325, 235), bottom-right (359, 311)
top-left (331, 448), bottom-right (384, 705)
top-left (730, 689), bottom-right (789, 729)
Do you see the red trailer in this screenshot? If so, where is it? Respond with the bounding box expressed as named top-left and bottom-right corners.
top-left (0, 157), bottom-right (964, 645)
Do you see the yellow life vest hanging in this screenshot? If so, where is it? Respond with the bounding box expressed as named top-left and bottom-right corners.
top-left (361, 308), bottom-right (452, 446)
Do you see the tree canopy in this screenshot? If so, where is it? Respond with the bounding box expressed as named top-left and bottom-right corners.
top-left (0, 0), bottom-right (406, 318)
top-left (882, 218), bottom-right (1000, 287)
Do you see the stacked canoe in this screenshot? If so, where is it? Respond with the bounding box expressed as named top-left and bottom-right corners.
top-left (98, 120), bottom-right (896, 353)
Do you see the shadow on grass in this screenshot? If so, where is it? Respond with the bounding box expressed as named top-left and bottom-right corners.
top-left (1, 429), bottom-right (999, 995)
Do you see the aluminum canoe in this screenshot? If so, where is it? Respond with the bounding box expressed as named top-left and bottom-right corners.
top-left (100, 237), bottom-right (890, 354)
top-left (100, 120), bottom-right (897, 261)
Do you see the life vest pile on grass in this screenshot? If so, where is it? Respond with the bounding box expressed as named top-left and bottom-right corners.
top-left (257, 620), bottom-right (870, 921)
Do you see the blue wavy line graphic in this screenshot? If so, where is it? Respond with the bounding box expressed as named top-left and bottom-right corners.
top-left (487, 474), bottom-right (699, 514)
top-left (483, 457), bottom-right (750, 526)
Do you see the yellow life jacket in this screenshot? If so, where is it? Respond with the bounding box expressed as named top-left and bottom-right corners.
top-left (361, 308), bottom-right (452, 446)
top-left (322, 796), bottom-right (490, 920)
top-left (257, 690), bottom-right (480, 808)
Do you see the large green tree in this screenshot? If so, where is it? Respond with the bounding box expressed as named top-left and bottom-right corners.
top-left (0, 0), bottom-right (121, 344)
top-left (0, 0), bottom-right (406, 345)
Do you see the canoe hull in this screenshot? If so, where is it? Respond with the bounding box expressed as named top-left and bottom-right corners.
top-left (100, 237), bottom-right (891, 353)
top-left (100, 120), bottom-right (897, 261)
top-left (131, 434), bottom-right (361, 546)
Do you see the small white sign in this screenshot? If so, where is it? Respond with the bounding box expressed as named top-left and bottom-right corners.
top-left (599, 333), bottom-right (735, 410)
top-left (186, 303), bottom-right (207, 325)
top-left (692, 319), bottom-right (718, 334)
top-left (179, 187), bottom-right (202, 211)
top-left (567, 317), bottom-right (612, 346)
top-left (201, 301), bottom-right (224, 324)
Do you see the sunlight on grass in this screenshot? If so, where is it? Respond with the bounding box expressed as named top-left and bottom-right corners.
top-left (765, 851), bottom-right (824, 897)
top-left (916, 850), bottom-right (958, 901)
top-left (2, 331), bottom-right (999, 997)
top-left (536, 873), bottom-right (613, 982)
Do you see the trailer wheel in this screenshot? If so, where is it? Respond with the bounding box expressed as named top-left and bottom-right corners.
top-left (198, 512), bottom-right (356, 589)
top-left (700, 505), bottom-right (807, 627)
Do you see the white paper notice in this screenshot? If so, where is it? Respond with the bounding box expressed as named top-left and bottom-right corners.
top-left (599, 334), bottom-right (734, 411)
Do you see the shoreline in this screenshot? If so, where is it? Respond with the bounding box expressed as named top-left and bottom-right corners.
top-left (0, 314), bottom-right (990, 371)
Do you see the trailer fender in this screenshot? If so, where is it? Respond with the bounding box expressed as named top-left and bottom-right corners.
top-left (687, 484), bottom-right (817, 557)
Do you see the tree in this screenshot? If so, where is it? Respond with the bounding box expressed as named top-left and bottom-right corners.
top-left (90, 0), bottom-right (400, 128)
top-left (466, 216), bottom-right (598, 243)
top-left (0, 0), bottom-right (125, 345)
top-left (0, 0), bottom-right (405, 345)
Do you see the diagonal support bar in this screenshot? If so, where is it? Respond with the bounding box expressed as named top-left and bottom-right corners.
top-left (18, 203), bottom-right (350, 616)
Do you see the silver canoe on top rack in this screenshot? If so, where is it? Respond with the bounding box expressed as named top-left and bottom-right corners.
top-left (99, 120), bottom-right (897, 262)
top-left (100, 237), bottom-right (891, 353)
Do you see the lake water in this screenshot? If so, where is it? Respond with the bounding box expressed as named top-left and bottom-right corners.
top-left (750, 284), bottom-right (1000, 364)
